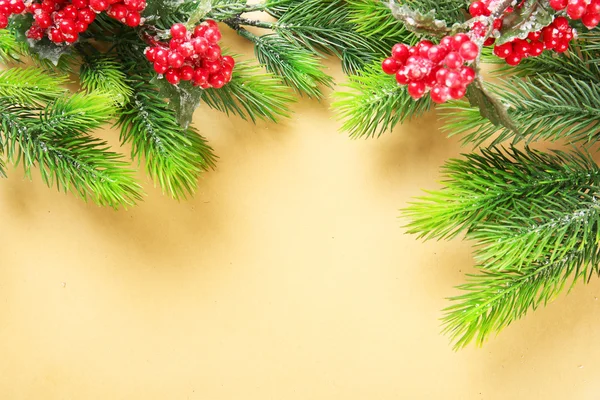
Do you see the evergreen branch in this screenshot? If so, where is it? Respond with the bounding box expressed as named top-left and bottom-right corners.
top-left (199, 58), bottom-right (295, 122)
top-left (0, 98), bottom-right (142, 207)
top-left (118, 78), bottom-right (216, 200)
top-left (235, 29), bottom-right (333, 98)
top-left (0, 67), bottom-right (68, 106)
top-left (444, 248), bottom-right (600, 349)
top-left (80, 54), bottom-right (133, 106)
top-left (441, 76), bottom-right (600, 146)
top-left (0, 29), bottom-right (23, 62)
top-left (403, 146), bottom-right (600, 241)
top-left (347, 0), bottom-right (417, 41)
top-left (332, 62), bottom-right (431, 138)
top-left (40, 91), bottom-right (116, 132)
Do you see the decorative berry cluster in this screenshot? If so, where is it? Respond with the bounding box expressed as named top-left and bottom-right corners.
top-left (382, 34), bottom-right (477, 103)
top-left (550, 0), bottom-right (600, 29)
top-left (23, 0), bottom-right (145, 43)
top-left (0, 0), bottom-right (25, 29)
top-left (492, 16), bottom-right (573, 65)
top-left (145, 21), bottom-right (234, 88)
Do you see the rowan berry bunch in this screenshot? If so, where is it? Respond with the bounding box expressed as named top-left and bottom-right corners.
top-left (550, 0), bottom-right (600, 28)
top-left (382, 34), bottom-right (477, 103)
top-left (144, 21), bottom-right (234, 88)
top-left (23, 0), bottom-right (144, 43)
top-left (0, 0), bottom-right (25, 29)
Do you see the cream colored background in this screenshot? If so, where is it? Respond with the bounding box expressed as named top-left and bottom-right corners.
top-left (2, 29), bottom-right (600, 400)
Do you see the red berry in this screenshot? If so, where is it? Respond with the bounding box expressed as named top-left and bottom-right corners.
top-left (407, 46), bottom-right (418, 56)
top-left (108, 4), bottom-right (127, 20)
top-left (180, 65), bottom-right (194, 81)
top-left (63, 4), bottom-right (77, 18)
top-left (203, 59), bottom-right (222, 75)
top-left (554, 40), bottom-right (570, 53)
top-left (0, 13), bottom-right (7, 29)
top-left (417, 40), bottom-right (433, 58)
top-left (527, 31), bottom-right (541, 41)
top-left (444, 52), bottom-right (464, 69)
top-left (165, 69), bottom-right (181, 85)
top-left (125, 11), bottom-right (141, 26)
top-left (89, 0), bottom-right (108, 11)
top-left (459, 41), bottom-right (479, 61)
top-left (59, 19), bottom-right (75, 35)
top-left (204, 27), bottom-right (221, 44)
top-left (582, 13), bottom-right (600, 29)
top-left (436, 68), bottom-right (449, 86)
top-left (48, 28), bottom-right (64, 43)
top-left (167, 51), bottom-right (184, 68)
top-left (222, 55), bottom-right (235, 68)
top-left (144, 47), bottom-right (157, 62)
top-left (64, 33), bottom-right (78, 44)
top-left (192, 37), bottom-right (209, 55)
top-left (588, 0), bottom-right (600, 14)
top-left (460, 66), bottom-right (475, 84)
top-left (170, 23), bottom-right (187, 40)
top-left (395, 68), bottom-right (410, 85)
top-left (469, 1), bottom-right (489, 17)
top-left (493, 42), bottom-right (513, 58)
top-left (493, 18), bottom-right (503, 30)
top-left (549, 0), bottom-right (567, 10)
top-left (391, 43), bottom-right (409, 63)
top-left (449, 86), bottom-right (466, 100)
top-left (177, 41), bottom-right (194, 58)
top-left (154, 62), bottom-right (168, 74)
top-left (553, 16), bottom-right (570, 31)
top-left (505, 53), bottom-right (522, 66)
top-left (192, 67), bottom-right (209, 85)
top-left (443, 70), bottom-right (463, 88)
top-left (512, 39), bottom-right (531, 57)
top-left (71, 0), bottom-right (87, 6)
top-left (154, 48), bottom-right (168, 65)
top-left (440, 36), bottom-right (453, 49)
top-left (26, 26), bottom-right (44, 39)
top-left (382, 57), bottom-right (400, 75)
top-left (9, 0), bottom-right (24, 13)
top-left (567, 1), bottom-right (586, 19)
top-left (407, 81), bottom-right (426, 99)
top-left (430, 85), bottom-right (450, 103)
top-left (34, 12), bottom-right (52, 28)
top-left (193, 24), bottom-right (207, 38)
top-left (427, 45), bottom-right (448, 63)
top-left (204, 44), bottom-right (221, 62)
top-left (483, 38), bottom-right (495, 46)
top-left (451, 34), bottom-right (470, 51)
top-left (209, 73), bottom-right (226, 88)
top-left (529, 41), bottom-right (544, 56)
top-left (78, 8), bottom-right (95, 23)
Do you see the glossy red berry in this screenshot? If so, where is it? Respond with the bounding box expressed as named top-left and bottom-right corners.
top-left (504, 53), bottom-right (522, 66)
top-left (167, 51), bottom-right (185, 68)
top-left (427, 45), bottom-right (448, 63)
top-left (567, 1), bottom-right (586, 19)
top-left (125, 11), bottom-right (140, 26)
top-left (165, 69), bottom-right (181, 85)
top-left (391, 43), bottom-right (409, 63)
top-left (493, 42), bottom-right (513, 58)
top-left (179, 65), bottom-right (194, 81)
top-left (460, 66), bottom-right (475, 84)
top-left (170, 23), bottom-right (187, 39)
top-left (382, 57), bottom-right (401, 75)
top-left (469, 1), bottom-right (489, 16)
top-left (209, 73), bottom-right (226, 89)
top-left (582, 13), bottom-right (600, 29)
top-left (449, 86), bottom-right (466, 100)
top-left (154, 63), bottom-right (168, 74)
top-left (222, 55), bottom-right (235, 68)
top-left (89, 0), bottom-right (108, 11)
top-left (549, 0), bottom-right (567, 10)
top-left (459, 41), bottom-right (479, 61)
top-left (407, 81), bottom-right (426, 99)
top-left (430, 85), bottom-right (450, 103)
top-left (192, 67), bottom-right (209, 85)
top-left (444, 52), bottom-right (464, 69)
top-left (204, 27), bottom-right (221, 44)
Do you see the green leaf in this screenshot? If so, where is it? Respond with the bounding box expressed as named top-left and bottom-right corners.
top-left (152, 77), bottom-right (203, 129)
top-left (497, 0), bottom-right (554, 45)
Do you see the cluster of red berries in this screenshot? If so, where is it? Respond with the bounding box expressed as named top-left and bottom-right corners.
top-left (0, 0), bottom-right (25, 29)
top-left (381, 34), bottom-right (477, 103)
top-left (550, 0), bottom-right (600, 29)
top-left (469, 0), bottom-right (507, 46)
top-left (145, 21), bottom-right (234, 88)
top-left (493, 17), bottom-right (573, 65)
top-left (22, 0), bottom-right (144, 43)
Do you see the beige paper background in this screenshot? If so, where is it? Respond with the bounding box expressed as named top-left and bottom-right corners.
top-left (2, 26), bottom-right (600, 400)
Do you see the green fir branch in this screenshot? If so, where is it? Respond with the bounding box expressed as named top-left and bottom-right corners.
top-left (333, 62), bottom-right (431, 138)
top-left (441, 76), bottom-right (600, 146)
top-left (118, 78), bottom-right (216, 200)
top-left (237, 29), bottom-right (333, 98)
top-left (80, 54), bottom-right (134, 106)
top-left (0, 29), bottom-right (23, 63)
top-left (347, 0), bottom-right (417, 42)
top-left (200, 58), bottom-right (295, 122)
top-left (0, 96), bottom-right (142, 207)
top-left (0, 67), bottom-right (68, 106)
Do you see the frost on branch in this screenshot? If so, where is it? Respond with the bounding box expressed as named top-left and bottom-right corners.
top-left (385, 1), bottom-right (451, 35)
top-left (496, 0), bottom-right (554, 45)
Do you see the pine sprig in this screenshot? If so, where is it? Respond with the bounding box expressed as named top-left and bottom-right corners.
top-left (80, 54), bottom-right (133, 106)
top-left (333, 62), bottom-right (431, 138)
top-left (347, 0), bottom-right (417, 41)
top-left (441, 76), bottom-right (600, 146)
top-left (200, 57), bottom-right (295, 122)
top-left (118, 78), bottom-right (216, 200)
top-left (0, 67), bottom-right (68, 106)
top-left (239, 30), bottom-right (333, 98)
top-left (0, 96), bottom-right (142, 207)
top-left (404, 146), bottom-right (600, 347)
top-left (0, 29), bottom-right (22, 62)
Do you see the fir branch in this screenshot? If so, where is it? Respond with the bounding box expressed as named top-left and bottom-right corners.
top-left (444, 248), bottom-right (600, 349)
top-left (347, 0), bottom-right (418, 43)
top-left (199, 57), bottom-right (295, 122)
top-left (441, 76), bottom-right (600, 146)
top-left (0, 67), bottom-right (68, 107)
top-left (403, 146), bottom-right (600, 241)
top-left (0, 97), bottom-right (142, 207)
top-left (118, 78), bottom-right (216, 200)
top-left (235, 29), bottom-right (333, 98)
top-left (332, 62), bottom-right (431, 138)
top-left (80, 54), bottom-right (133, 106)
top-left (0, 29), bottom-right (22, 62)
